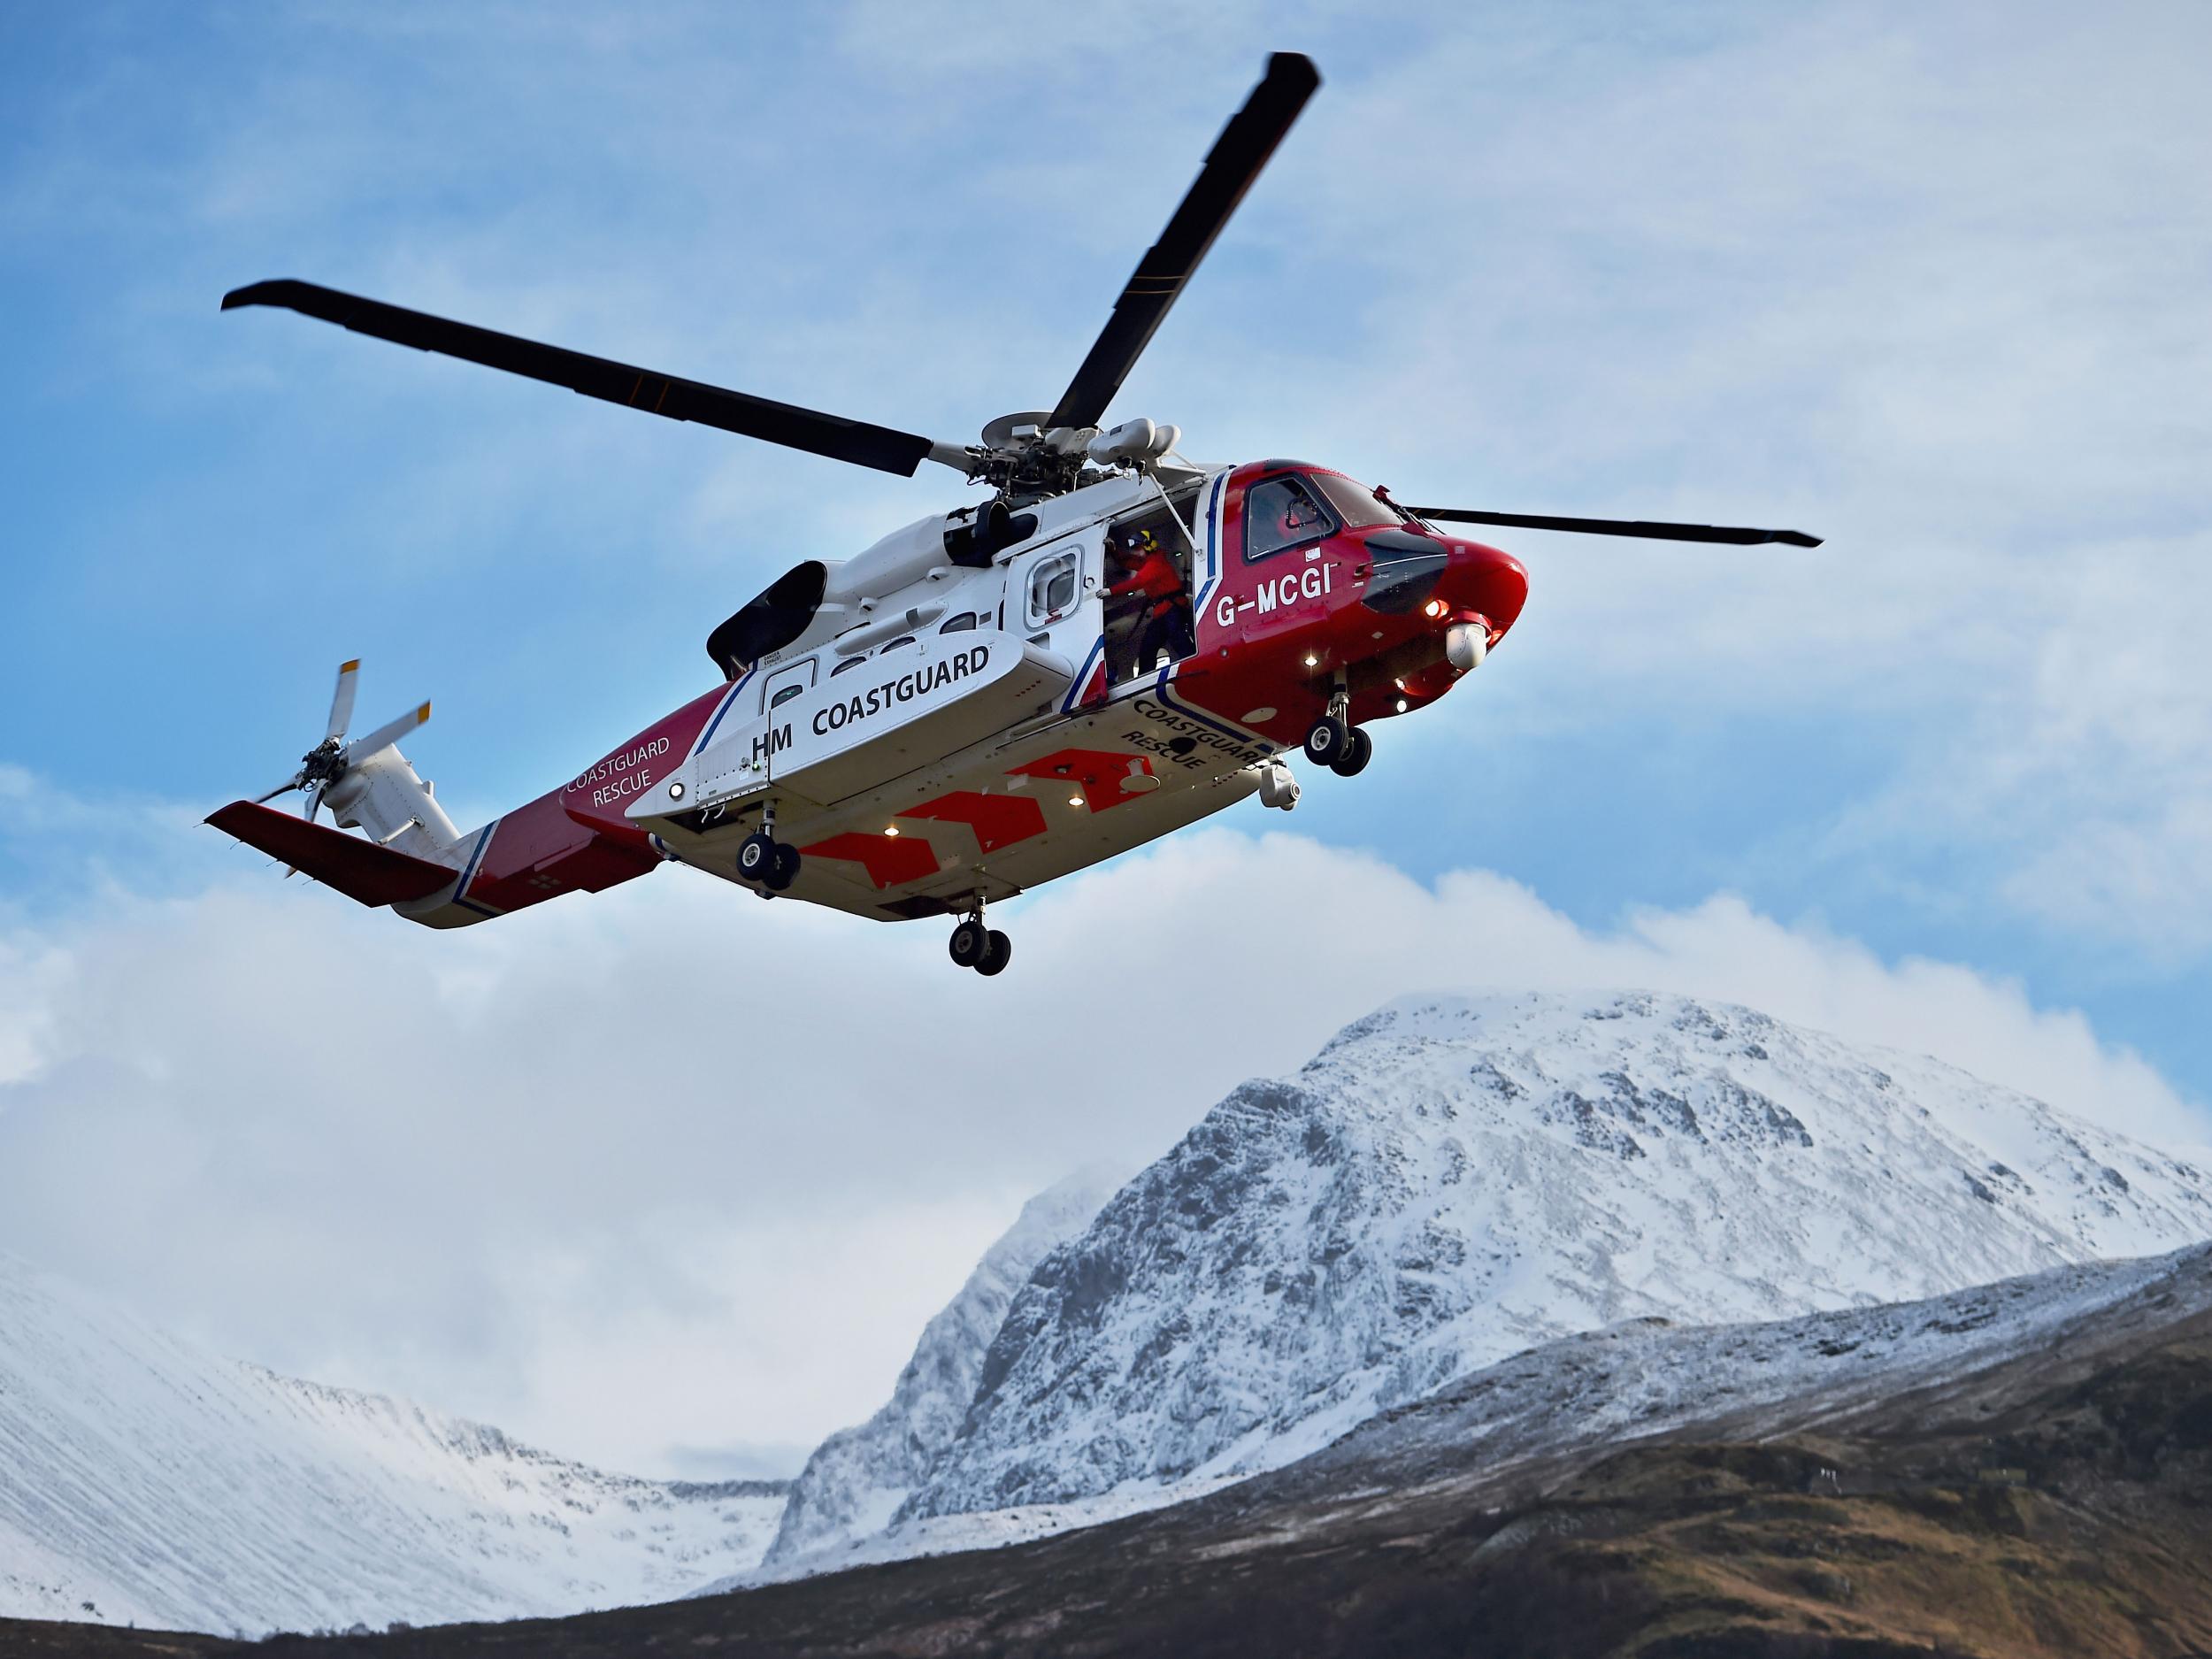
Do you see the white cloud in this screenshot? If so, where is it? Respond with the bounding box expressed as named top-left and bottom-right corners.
top-left (0, 818), bottom-right (2200, 1477)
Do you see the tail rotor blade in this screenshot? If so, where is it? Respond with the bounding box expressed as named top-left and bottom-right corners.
top-left (255, 772), bottom-right (305, 805)
top-left (325, 659), bottom-right (360, 742)
top-left (1403, 507), bottom-right (1822, 548)
top-left (340, 701), bottom-right (431, 764)
top-left (301, 783), bottom-right (324, 823)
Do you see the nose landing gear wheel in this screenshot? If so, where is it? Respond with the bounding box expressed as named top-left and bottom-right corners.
top-left (1330, 726), bottom-right (1373, 778)
top-left (949, 918), bottom-right (988, 969)
top-left (976, 928), bottom-right (1013, 976)
top-left (1302, 714), bottom-right (1351, 767)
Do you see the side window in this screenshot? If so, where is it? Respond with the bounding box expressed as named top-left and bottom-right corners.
top-left (1244, 475), bottom-right (1338, 562)
top-left (880, 634), bottom-right (917, 653)
top-left (939, 611), bottom-right (978, 634)
top-left (1026, 551), bottom-right (1079, 626)
top-left (830, 654), bottom-right (869, 677)
top-left (763, 658), bottom-right (815, 712)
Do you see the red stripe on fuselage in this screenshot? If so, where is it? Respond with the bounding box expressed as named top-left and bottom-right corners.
top-left (799, 831), bottom-right (941, 890)
top-left (459, 681), bottom-right (733, 914)
top-left (1010, 748), bottom-right (1156, 813)
top-left (899, 790), bottom-right (1048, 855)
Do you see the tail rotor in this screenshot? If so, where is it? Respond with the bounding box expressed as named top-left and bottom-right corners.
top-left (258, 660), bottom-right (431, 826)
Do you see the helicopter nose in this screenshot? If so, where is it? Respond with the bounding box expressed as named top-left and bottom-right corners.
top-left (1440, 541), bottom-right (1528, 634)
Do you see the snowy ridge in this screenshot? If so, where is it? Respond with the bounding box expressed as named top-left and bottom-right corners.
top-left (0, 1254), bottom-right (786, 1635)
top-left (1291, 1240), bottom-right (2212, 1496)
top-left (756, 1166), bottom-right (1121, 1576)
top-left (750, 1241), bottom-right (2212, 1585)
top-left (894, 991), bottom-right (2212, 1532)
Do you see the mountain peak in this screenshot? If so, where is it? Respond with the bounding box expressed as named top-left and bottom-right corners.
top-left (894, 989), bottom-right (2212, 1529)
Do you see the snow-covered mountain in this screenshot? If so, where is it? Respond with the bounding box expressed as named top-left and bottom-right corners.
top-left (1282, 1237), bottom-right (2212, 1502)
top-left (0, 1253), bottom-right (786, 1635)
top-left (760, 1167), bottom-right (1121, 1572)
top-left (895, 990), bottom-right (2212, 1531)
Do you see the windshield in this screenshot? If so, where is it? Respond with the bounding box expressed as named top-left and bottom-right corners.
top-left (1310, 472), bottom-right (1403, 529)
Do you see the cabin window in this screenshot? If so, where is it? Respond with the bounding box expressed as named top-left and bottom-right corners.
top-left (830, 654), bottom-right (869, 676)
top-left (1243, 474), bottom-right (1338, 561)
top-left (761, 658), bottom-right (816, 713)
top-left (1027, 551), bottom-right (1079, 625)
top-left (940, 611), bottom-right (979, 634)
top-left (880, 634), bottom-right (917, 653)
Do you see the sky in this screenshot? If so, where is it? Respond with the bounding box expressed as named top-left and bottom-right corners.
top-left (2, 1), bottom-right (2209, 1479)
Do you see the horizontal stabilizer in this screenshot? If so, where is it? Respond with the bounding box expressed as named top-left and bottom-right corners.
top-left (207, 801), bottom-right (457, 907)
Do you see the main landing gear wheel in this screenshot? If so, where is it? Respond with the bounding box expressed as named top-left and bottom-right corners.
top-left (949, 918), bottom-right (989, 969)
top-left (737, 832), bottom-right (776, 881)
top-left (1331, 726), bottom-right (1373, 778)
top-left (740, 832), bottom-right (801, 891)
top-left (976, 929), bottom-right (1013, 977)
top-left (1303, 713), bottom-right (1351, 767)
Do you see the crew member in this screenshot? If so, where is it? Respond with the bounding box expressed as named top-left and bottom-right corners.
top-left (1105, 527), bottom-right (1194, 674)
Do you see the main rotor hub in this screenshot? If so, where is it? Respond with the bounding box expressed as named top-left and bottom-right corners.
top-left (974, 411), bottom-right (1098, 504)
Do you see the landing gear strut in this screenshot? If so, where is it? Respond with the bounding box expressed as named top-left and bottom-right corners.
top-left (1303, 686), bottom-right (1371, 778)
top-left (949, 896), bottom-right (1012, 976)
top-left (738, 804), bottom-right (801, 893)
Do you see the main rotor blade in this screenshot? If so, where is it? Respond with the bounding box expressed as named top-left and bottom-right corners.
top-left (325, 657), bottom-right (360, 743)
top-left (341, 701), bottom-right (431, 765)
top-left (1047, 52), bottom-right (1320, 432)
top-left (223, 280), bottom-right (966, 478)
top-left (1404, 507), bottom-right (1823, 548)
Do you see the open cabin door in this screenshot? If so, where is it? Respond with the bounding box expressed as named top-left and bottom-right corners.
top-left (1009, 527), bottom-right (1106, 698)
top-left (1102, 490), bottom-right (1202, 685)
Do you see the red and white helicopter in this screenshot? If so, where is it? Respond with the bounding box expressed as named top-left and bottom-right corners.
top-left (211, 53), bottom-right (1816, 975)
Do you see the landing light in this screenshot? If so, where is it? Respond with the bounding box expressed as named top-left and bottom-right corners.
top-left (1067, 794), bottom-right (1086, 807)
top-left (884, 826), bottom-right (900, 837)
top-left (1396, 698), bottom-right (1408, 713)
top-left (1303, 652), bottom-right (1318, 667)
top-left (1423, 598), bottom-right (1448, 619)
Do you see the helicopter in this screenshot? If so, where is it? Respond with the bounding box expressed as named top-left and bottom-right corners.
top-left (209, 52), bottom-right (1817, 976)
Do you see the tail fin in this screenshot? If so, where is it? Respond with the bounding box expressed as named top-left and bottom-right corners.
top-left (322, 744), bottom-right (464, 862)
top-left (207, 802), bottom-right (457, 908)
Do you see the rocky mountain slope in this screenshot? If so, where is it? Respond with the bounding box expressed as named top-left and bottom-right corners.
top-left (758, 1167), bottom-right (1121, 1571)
top-left (895, 991), bottom-right (2212, 1530)
top-left (46, 1240), bottom-right (2212, 1657)
top-left (0, 1254), bottom-right (787, 1635)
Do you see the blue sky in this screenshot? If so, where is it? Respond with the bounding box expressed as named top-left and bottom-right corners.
top-left (4, 2), bottom-right (2210, 1474)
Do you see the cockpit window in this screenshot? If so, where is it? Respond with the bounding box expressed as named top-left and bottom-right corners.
top-left (1244, 474), bottom-right (1339, 561)
top-left (1310, 472), bottom-right (1403, 529)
